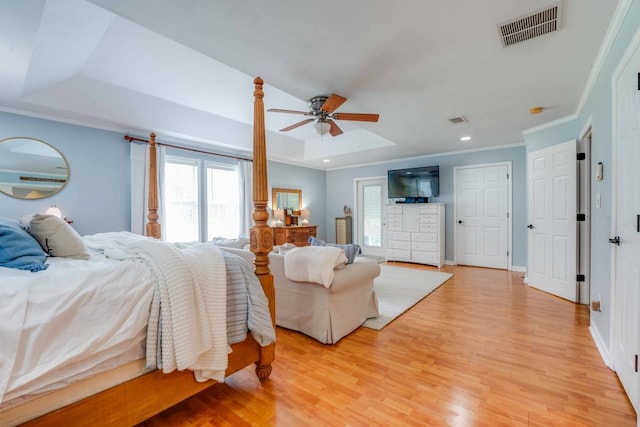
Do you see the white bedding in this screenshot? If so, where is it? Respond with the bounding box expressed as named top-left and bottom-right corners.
top-left (0, 251), bottom-right (154, 404)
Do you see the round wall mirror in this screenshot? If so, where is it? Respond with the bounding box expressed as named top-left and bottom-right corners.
top-left (0, 137), bottom-right (69, 199)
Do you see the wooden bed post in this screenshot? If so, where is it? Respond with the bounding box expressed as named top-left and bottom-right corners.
top-left (147, 132), bottom-right (161, 239)
top-left (251, 77), bottom-right (275, 380)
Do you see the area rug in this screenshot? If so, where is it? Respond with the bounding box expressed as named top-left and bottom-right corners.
top-left (355, 254), bottom-right (386, 263)
top-left (362, 265), bottom-right (453, 330)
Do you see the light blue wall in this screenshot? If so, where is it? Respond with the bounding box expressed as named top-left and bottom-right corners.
top-left (523, 0), bottom-right (640, 349)
top-left (0, 111), bottom-right (329, 240)
top-left (268, 161), bottom-right (327, 241)
top-left (326, 145), bottom-right (527, 267)
top-left (524, 118), bottom-right (581, 153)
top-left (0, 111), bottom-right (130, 235)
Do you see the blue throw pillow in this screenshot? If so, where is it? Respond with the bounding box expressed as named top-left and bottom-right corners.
top-left (308, 236), bottom-right (361, 264)
top-left (0, 218), bottom-right (49, 272)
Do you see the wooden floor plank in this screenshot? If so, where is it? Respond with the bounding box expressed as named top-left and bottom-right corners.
top-left (139, 264), bottom-right (636, 426)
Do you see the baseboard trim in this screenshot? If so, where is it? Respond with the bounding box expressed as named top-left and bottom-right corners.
top-left (590, 320), bottom-right (613, 369)
top-left (510, 265), bottom-right (526, 273)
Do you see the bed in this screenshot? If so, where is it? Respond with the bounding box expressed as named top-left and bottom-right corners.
top-left (0, 78), bottom-right (276, 426)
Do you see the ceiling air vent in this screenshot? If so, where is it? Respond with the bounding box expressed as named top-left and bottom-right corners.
top-left (498, 3), bottom-right (562, 48)
top-left (448, 116), bottom-right (468, 124)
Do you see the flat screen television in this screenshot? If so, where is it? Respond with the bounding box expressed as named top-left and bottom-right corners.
top-left (387, 165), bottom-right (440, 200)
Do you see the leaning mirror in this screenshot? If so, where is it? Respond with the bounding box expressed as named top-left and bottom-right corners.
top-left (0, 137), bottom-right (69, 199)
top-left (272, 187), bottom-right (302, 211)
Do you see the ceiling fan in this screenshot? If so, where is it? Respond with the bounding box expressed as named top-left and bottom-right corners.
top-left (267, 94), bottom-right (379, 137)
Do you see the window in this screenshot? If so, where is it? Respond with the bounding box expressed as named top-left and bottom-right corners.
top-left (206, 162), bottom-right (240, 240)
top-left (163, 155), bottom-right (241, 242)
top-left (164, 157), bottom-right (199, 242)
top-left (363, 184), bottom-right (382, 247)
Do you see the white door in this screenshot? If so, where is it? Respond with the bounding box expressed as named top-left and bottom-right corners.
top-left (526, 140), bottom-right (577, 302)
top-left (454, 163), bottom-right (510, 269)
top-left (612, 36), bottom-right (640, 412)
top-left (356, 177), bottom-right (386, 257)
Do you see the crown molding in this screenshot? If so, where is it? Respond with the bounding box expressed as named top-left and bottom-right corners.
top-left (575, 0), bottom-right (633, 114)
top-left (326, 142), bottom-right (525, 171)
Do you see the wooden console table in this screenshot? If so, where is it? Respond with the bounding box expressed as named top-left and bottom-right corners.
top-left (273, 225), bottom-right (317, 247)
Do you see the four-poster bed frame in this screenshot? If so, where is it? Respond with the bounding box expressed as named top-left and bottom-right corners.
top-left (20, 78), bottom-right (275, 426)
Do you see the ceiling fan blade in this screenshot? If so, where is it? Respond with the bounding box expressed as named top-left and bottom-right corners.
top-left (327, 119), bottom-right (343, 137)
top-left (267, 108), bottom-right (310, 115)
top-left (333, 112), bottom-right (380, 122)
top-left (280, 118), bottom-right (315, 132)
top-left (321, 94), bottom-right (347, 113)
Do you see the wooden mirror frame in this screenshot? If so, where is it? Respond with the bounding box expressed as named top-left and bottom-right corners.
top-left (271, 187), bottom-right (302, 212)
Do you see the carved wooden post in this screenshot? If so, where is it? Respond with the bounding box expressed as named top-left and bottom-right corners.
top-left (251, 77), bottom-right (275, 380)
top-left (146, 132), bottom-right (161, 239)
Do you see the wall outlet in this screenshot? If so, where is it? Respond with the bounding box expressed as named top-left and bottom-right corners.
top-left (595, 193), bottom-right (601, 208)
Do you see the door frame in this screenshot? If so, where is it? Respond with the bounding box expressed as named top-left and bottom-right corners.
top-left (353, 175), bottom-right (387, 256)
top-left (609, 24), bottom-right (640, 375)
top-left (577, 121), bottom-right (592, 306)
top-left (453, 161), bottom-right (513, 270)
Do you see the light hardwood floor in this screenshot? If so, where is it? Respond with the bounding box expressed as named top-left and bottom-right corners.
top-left (139, 264), bottom-right (636, 426)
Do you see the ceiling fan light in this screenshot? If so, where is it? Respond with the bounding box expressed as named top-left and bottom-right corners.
top-left (314, 121), bottom-right (331, 135)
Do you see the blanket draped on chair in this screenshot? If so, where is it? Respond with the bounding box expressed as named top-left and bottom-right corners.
top-left (283, 246), bottom-right (347, 287)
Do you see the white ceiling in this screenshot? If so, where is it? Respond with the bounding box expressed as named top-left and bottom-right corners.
top-left (0, 0), bottom-right (618, 169)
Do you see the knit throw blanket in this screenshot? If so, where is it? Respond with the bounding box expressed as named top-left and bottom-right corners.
top-left (85, 232), bottom-right (228, 382)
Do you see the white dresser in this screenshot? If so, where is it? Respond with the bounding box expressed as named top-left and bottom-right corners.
top-left (386, 203), bottom-right (445, 267)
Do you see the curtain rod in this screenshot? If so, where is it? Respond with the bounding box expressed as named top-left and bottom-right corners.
top-left (124, 135), bottom-right (253, 162)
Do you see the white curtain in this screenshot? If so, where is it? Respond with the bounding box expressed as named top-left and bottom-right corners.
top-left (157, 147), bottom-right (166, 239)
top-left (130, 143), bottom-right (147, 236)
top-left (130, 143), bottom-right (165, 238)
top-left (238, 160), bottom-right (253, 238)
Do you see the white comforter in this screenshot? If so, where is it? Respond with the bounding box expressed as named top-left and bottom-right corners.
top-left (84, 232), bottom-right (229, 382)
top-left (0, 252), bottom-right (154, 404)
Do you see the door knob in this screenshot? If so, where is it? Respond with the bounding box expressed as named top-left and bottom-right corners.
top-left (609, 236), bottom-right (620, 246)
top-left (458, 220), bottom-right (463, 224)
top-left (527, 224), bottom-right (535, 229)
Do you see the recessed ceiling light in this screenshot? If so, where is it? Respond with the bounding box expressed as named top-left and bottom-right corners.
top-left (322, 159), bottom-right (330, 163)
top-left (460, 136), bottom-right (471, 141)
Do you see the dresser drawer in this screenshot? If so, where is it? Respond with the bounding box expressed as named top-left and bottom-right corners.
top-left (411, 251), bottom-right (438, 263)
top-left (419, 221), bottom-right (439, 231)
top-left (386, 249), bottom-right (411, 260)
top-left (411, 232), bottom-right (437, 243)
top-left (274, 226), bottom-right (317, 247)
top-left (387, 224), bottom-right (404, 232)
top-left (411, 241), bottom-right (436, 252)
top-left (419, 205), bottom-right (438, 215)
top-left (387, 231), bottom-right (410, 241)
top-left (387, 213), bottom-right (404, 223)
top-left (388, 239), bottom-right (410, 250)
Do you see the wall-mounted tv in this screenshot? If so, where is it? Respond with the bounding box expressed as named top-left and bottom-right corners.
top-left (387, 165), bottom-right (440, 200)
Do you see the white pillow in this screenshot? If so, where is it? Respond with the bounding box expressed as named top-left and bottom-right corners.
top-left (28, 214), bottom-right (89, 259)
